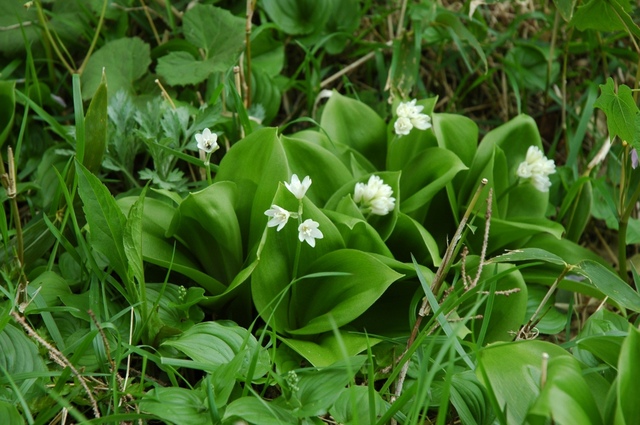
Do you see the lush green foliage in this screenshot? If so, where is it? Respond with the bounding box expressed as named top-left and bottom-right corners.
top-left (1, 0), bottom-right (640, 424)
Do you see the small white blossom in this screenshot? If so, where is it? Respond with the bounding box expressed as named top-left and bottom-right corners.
top-left (353, 175), bottom-right (396, 216)
top-left (285, 174), bottom-right (312, 199)
top-left (298, 219), bottom-right (323, 247)
top-left (411, 114), bottom-right (432, 131)
top-left (195, 128), bottom-right (219, 153)
top-left (264, 205), bottom-right (291, 231)
top-left (394, 99), bottom-right (431, 136)
top-left (394, 117), bottom-right (413, 136)
top-left (516, 146), bottom-right (556, 192)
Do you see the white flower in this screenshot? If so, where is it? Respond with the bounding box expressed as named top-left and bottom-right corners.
top-left (298, 219), bottom-right (323, 247)
top-left (394, 117), bottom-right (413, 136)
top-left (516, 146), bottom-right (556, 192)
top-left (396, 99), bottom-right (423, 118)
top-left (411, 114), bottom-right (432, 130)
top-left (195, 128), bottom-right (219, 153)
top-left (285, 174), bottom-right (312, 199)
top-left (353, 175), bottom-right (396, 216)
top-left (264, 205), bottom-right (291, 231)
top-left (394, 99), bottom-right (431, 136)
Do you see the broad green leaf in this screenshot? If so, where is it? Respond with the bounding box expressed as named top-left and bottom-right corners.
top-left (0, 401), bottom-right (22, 425)
top-left (559, 176), bottom-right (593, 242)
top-left (251, 66), bottom-right (282, 124)
top-left (594, 78), bottom-right (639, 143)
top-left (252, 186), bottom-right (344, 332)
top-left (76, 161), bottom-right (128, 282)
top-left (330, 385), bottom-right (388, 425)
top-left (386, 212), bottom-right (442, 266)
top-left (477, 340), bottom-right (573, 425)
top-left (554, 0), bottom-right (577, 21)
top-left (118, 196), bottom-right (226, 295)
top-left (576, 260), bottom-right (640, 312)
top-left (156, 52), bottom-right (222, 87)
top-left (223, 397), bottom-right (297, 425)
top-left (576, 335), bottom-right (625, 368)
top-left (0, 324), bottom-right (47, 385)
top-left (81, 37), bottom-right (151, 100)
top-left (432, 112), bottom-right (478, 168)
top-left (571, 0), bottom-right (631, 32)
top-left (161, 321), bottom-right (270, 379)
top-left (616, 325), bottom-right (640, 424)
top-left (323, 0), bottom-right (362, 54)
top-left (526, 356), bottom-right (603, 425)
top-left (487, 217), bottom-right (565, 254)
top-left (281, 331), bottom-right (380, 368)
top-left (321, 91), bottom-right (387, 169)
top-left (261, 0), bottom-right (332, 35)
top-left (0, 80), bottom-right (15, 148)
top-left (82, 70), bottom-right (108, 173)
top-left (145, 283), bottom-right (204, 334)
top-left (503, 43), bottom-right (559, 92)
top-left (292, 356), bottom-right (367, 417)
top-left (167, 182), bottom-right (243, 285)
top-left (387, 32), bottom-right (420, 100)
top-left (140, 387), bottom-right (212, 425)
top-left (324, 210), bottom-right (393, 257)
top-left (288, 249), bottom-right (403, 335)
top-left (400, 147), bottom-right (468, 214)
top-left (24, 271), bottom-right (72, 314)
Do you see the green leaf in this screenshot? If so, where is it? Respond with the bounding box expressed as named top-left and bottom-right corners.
top-left (292, 356), bottom-right (367, 417)
top-left (576, 260), bottom-right (640, 312)
top-left (436, 10), bottom-right (487, 73)
top-left (156, 3), bottom-right (245, 85)
top-left (400, 147), bottom-right (468, 214)
top-left (0, 401), bottom-right (23, 425)
top-left (167, 182), bottom-right (243, 285)
top-left (386, 212), bottom-right (442, 266)
top-left (261, 0), bottom-right (332, 35)
top-left (81, 37), bottom-right (151, 100)
top-left (526, 285), bottom-right (567, 335)
top-left (161, 321), bottom-right (270, 379)
top-left (617, 325), bottom-right (640, 424)
top-left (489, 247), bottom-right (567, 267)
top-left (330, 385), bottom-right (388, 425)
top-left (281, 331), bottom-right (380, 368)
top-left (76, 161), bottom-right (128, 282)
top-left (476, 340), bottom-right (573, 425)
top-left (0, 2), bottom-right (39, 55)
top-left (184, 4), bottom-right (244, 55)
top-left (594, 78), bottom-right (639, 143)
top-left (223, 397), bottom-right (296, 425)
top-left (432, 112), bottom-right (478, 168)
top-left (321, 91), bottom-right (387, 169)
top-left (140, 387), bottom-right (212, 425)
top-left (0, 80), bottom-right (15, 148)
top-left (288, 249), bottom-right (403, 335)
top-left (0, 323), bottom-right (47, 381)
top-left (571, 0), bottom-right (631, 32)
top-left (526, 356), bottom-right (603, 425)
top-left (450, 371), bottom-right (493, 425)
top-left (82, 69), bottom-right (108, 173)
top-left (554, 0), bottom-right (577, 21)
top-left (124, 187), bottom-right (146, 287)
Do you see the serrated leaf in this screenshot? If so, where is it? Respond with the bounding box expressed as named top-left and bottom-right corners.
top-left (76, 161), bottom-right (128, 282)
top-left (81, 37), bottom-right (150, 100)
top-left (594, 78), bottom-right (639, 143)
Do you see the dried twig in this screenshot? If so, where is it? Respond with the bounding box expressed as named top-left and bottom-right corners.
top-left (12, 312), bottom-right (101, 418)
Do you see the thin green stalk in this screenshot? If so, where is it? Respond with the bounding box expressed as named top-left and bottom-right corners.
top-left (34, 0), bottom-right (75, 74)
top-left (78, 0), bottom-right (108, 74)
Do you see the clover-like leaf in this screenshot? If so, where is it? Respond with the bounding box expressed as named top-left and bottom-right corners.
top-left (593, 77), bottom-right (639, 143)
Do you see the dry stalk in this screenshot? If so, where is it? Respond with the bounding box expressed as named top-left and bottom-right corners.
top-left (391, 179), bottom-right (489, 405)
top-left (12, 312), bottom-right (101, 418)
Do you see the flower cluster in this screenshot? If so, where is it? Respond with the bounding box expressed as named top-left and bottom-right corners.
top-left (516, 146), bottom-right (556, 192)
top-left (354, 175), bottom-right (396, 216)
top-left (195, 128), bottom-right (219, 153)
top-left (394, 99), bottom-right (432, 136)
top-left (264, 174), bottom-right (323, 247)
